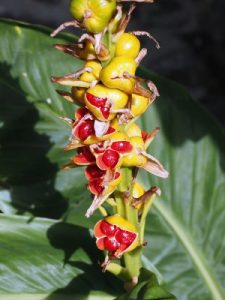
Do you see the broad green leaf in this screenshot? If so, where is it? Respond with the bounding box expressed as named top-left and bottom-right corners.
top-left (0, 20), bottom-right (83, 220)
top-left (138, 69), bottom-right (225, 300)
top-left (0, 214), bottom-right (123, 300)
top-left (0, 19), bottom-right (225, 300)
top-left (116, 268), bottom-right (176, 300)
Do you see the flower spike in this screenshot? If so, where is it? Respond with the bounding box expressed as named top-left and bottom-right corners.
top-left (51, 0), bottom-right (170, 290)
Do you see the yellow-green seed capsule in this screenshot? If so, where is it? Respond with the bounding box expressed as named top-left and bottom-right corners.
top-left (70, 0), bottom-right (117, 33)
top-left (115, 33), bottom-right (141, 58)
top-left (99, 56), bottom-right (137, 93)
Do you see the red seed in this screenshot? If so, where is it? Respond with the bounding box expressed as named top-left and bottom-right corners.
top-left (88, 178), bottom-right (104, 195)
top-left (104, 237), bottom-right (120, 252)
top-left (106, 127), bottom-right (115, 134)
top-left (77, 120), bottom-right (95, 140)
top-left (111, 141), bottom-right (132, 153)
top-left (100, 221), bottom-right (117, 236)
top-left (100, 106), bottom-right (110, 119)
top-left (141, 130), bottom-right (148, 141)
top-left (115, 229), bottom-right (136, 245)
top-left (75, 107), bottom-right (89, 120)
top-left (102, 149), bottom-right (120, 169)
top-left (77, 147), bottom-right (95, 163)
top-left (85, 93), bottom-right (110, 119)
top-left (73, 147), bottom-right (95, 165)
top-left (92, 143), bottom-right (105, 154)
top-left (86, 93), bottom-right (107, 108)
top-left (96, 237), bottom-right (105, 250)
top-left (85, 165), bottom-right (105, 180)
top-left (114, 172), bottom-right (120, 180)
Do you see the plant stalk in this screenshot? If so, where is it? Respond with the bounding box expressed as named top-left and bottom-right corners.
top-left (116, 167), bottom-right (142, 284)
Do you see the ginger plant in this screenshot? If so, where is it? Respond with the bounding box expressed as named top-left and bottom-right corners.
top-left (51, 0), bottom-right (169, 291)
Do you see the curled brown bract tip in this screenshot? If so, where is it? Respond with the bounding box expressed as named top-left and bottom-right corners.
top-left (50, 20), bottom-right (81, 37)
top-left (115, 3), bottom-right (136, 37)
top-left (133, 186), bottom-right (161, 208)
top-left (56, 90), bottom-right (75, 104)
top-left (142, 152), bottom-right (169, 178)
top-left (143, 127), bottom-right (160, 149)
top-left (135, 48), bottom-right (147, 66)
top-left (53, 43), bottom-right (82, 58)
top-left (132, 30), bottom-right (160, 49)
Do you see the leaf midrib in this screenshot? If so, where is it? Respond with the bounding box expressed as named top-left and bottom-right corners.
top-left (153, 200), bottom-right (225, 300)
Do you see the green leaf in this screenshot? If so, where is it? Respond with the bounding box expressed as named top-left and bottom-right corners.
top-left (0, 214), bottom-right (123, 299)
top-left (116, 268), bottom-right (176, 300)
top-left (137, 69), bottom-right (225, 300)
top-left (0, 19), bottom-right (83, 220)
top-left (0, 19), bottom-right (225, 300)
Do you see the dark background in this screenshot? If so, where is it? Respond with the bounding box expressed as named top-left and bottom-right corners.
top-left (1, 0), bottom-right (225, 127)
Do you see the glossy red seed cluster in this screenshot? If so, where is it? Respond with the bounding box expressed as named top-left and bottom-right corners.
top-left (86, 93), bottom-right (111, 119)
top-left (85, 164), bottom-right (106, 195)
top-left (86, 93), bottom-right (107, 108)
top-left (70, 103), bottom-right (134, 199)
top-left (99, 220), bottom-right (136, 253)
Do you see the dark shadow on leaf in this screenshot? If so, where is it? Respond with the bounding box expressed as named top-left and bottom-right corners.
top-left (0, 63), bottom-right (68, 218)
top-left (46, 222), bottom-right (123, 299)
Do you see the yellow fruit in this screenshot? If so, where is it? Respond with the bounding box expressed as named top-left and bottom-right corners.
top-left (122, 136), bottom-right (147, 167)
top-left (110, 132), bottom-right (130, 142)
top-left (71, 87), bottom-right (86, 104)
top-left (100, 56), bottom-right (136, 93)
top-left (106, 214), bottom-right (137, 233)
top-left (131, 94), bottom-right (149, 116)
top-left (115, 33), bottom-right (141, 58)
top-left (126, 123), bottom-right (142, 138)
top-left (132, 181), bottom-right (145, 198)
top-left (70, 0), bottom-right (117, 33)
top-left (122, 153), bottom-right (147, 167)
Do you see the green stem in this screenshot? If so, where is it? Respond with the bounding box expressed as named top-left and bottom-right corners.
top-left (106, 263), bottom-right (131, 281)
top-left (117, 168), bottom-right (132, 192)
top-left (115, 167), bottom-right (142, 282)
top-left (123, 246), bottom-right (142, 279)
top-left (114, 192), bottom-right (125, 218)
top-left (139, 193), bottom-right (156, 244)
top-left (98, 205), bottom-right (108, 217)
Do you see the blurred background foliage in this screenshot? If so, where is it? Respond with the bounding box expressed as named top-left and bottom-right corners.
top-left (0, 0), bottom-right (224, 127)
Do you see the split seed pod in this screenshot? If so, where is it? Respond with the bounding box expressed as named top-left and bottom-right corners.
top-left (85, 84), bottom-right (129, 121)
top-left (94, 214), bottom-right (139, 258)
